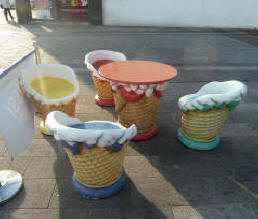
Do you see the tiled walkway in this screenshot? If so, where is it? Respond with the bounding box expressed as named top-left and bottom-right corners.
top-left (1, 12), bottom-right (258, 218)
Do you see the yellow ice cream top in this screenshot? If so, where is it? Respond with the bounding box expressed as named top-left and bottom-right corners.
top-left (30, 76), bottom-right (75, 99)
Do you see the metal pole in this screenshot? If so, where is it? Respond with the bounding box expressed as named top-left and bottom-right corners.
top-left (33, 41), bottom-right (42, 65)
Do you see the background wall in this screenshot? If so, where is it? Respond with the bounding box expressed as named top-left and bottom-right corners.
top-left (102, 0), bottom-right (258, 28)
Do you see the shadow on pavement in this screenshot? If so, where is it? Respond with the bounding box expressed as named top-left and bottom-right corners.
top-left (14, 22), bottom-right (258, 217)
top-left (43, 136), bottom-right (168, 218)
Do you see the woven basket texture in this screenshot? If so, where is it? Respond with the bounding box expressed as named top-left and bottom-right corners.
top-left (181, 107), bottom-right (229, 142)
top-left (91, 74), bottom-right (113, 100)
top-left (20, 85), bottom-right (77, 122)
top-left (113, 92), bottom-right (160, 133)
top-left (65, 142), bottom-right (128, 187)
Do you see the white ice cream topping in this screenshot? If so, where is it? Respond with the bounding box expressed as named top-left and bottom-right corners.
top-left (85, 50), bottom-right (127, 81)
top-left (178, 80), bottom-right (247, 112)
top-left (45, 111), bottom-right (137, 147)
top-left (111, 82), bottom-right (168, 97)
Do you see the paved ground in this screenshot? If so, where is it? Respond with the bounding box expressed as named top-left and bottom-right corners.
top-left (1, 11), bottom-right (258, 219)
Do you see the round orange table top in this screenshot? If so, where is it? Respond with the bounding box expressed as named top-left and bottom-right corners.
top-left (99, 61), bottom-right (177, 84)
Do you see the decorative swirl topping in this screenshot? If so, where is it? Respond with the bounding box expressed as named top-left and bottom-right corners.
top-left (45, 111), bottom-right (137, 154)
top-left (111, 82), bottom-right (167, 102)
top-left (178, 81), bottom-right (247, 112)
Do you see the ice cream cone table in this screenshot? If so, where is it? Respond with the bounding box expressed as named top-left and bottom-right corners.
top-left (99, 61), bottom-right (178, 140)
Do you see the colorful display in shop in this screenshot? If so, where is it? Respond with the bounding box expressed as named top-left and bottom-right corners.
top-left (33, 0), bottom-right (49, 10)
top-left (99, 61), bottom-right (177, 140)
top-left (60, 0), bottom-right (87, 7)
top-left (177, 80), bottom-right (248, 150)
top-left (85, 50), bottom-right (127, 106)
top-left (45, 111), bottom-right (137, 199)
top-left (19, 64), bottom-right (79, 135)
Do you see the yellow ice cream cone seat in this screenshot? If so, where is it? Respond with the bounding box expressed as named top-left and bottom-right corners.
top-left (178, 81), bottom-right (247, 150)
top-left (19, 64), bottom-right (79, 135)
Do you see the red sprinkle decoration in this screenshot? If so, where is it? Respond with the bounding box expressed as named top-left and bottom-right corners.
top-left (119, 85), bottom-right (144, 102)
top-left (154, 89), bottom-right (163, 97)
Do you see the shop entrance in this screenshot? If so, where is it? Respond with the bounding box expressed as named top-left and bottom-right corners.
top-left (30, 0), bottom-right (89, 21)
top-left (57, 0), bottom-right (88, 21)
top-left (15, 0), bottom-right (102, 24)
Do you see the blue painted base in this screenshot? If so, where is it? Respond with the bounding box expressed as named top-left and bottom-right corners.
top-left (177, 128), bottom-right (220, 151)
top-left (72, 169), bottom-right (126, 199)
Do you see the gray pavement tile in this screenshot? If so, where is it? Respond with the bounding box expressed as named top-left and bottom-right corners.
top-left (172, 206), bottom-right (203, 219)
top-left (201, 177), bottom-right (256, 204)
top-left (158, 153), bottom-right (229, 178)
top-left (1, 209), bottom-right (59, 219)
top-left (9, 156), bottom-right (32, 175)
top-left (86, 208), bottom-right (126, 219)
top-left (158, 103), bottom-right (178, 113)
top-left (76, 74), bottom-right (93, 85)
top-left (0, 158), bottom-right (11, 170)
top-left (19, 138), bottom-right (65, 157)
top-left (172, 203), bottom-right (258, 219)
top-left (128, 137), bottom-right (180, 156)
top-left (23, 157), bottom-right (73, 179)
top-left (175, 69), bottom-right (258, 83)
top-left (76, 113), bottom-right (116, 122)
top-left (125, 207), bottom-right (173, 219)
top-left (76, 98), bottom-right (104, 113)
top-left (124, 155), bottom-right (163, 178)
top-left (220, 123), bottom-right (258, 138)
top-left (217, 139), bottom-right (258, 180)
top-left (48, 177), bottom-right (133, 209)
top-left (0, 140), bottom-right (8, 157)
top-left (78, 85), bottom-right (96, 96)
top-left (250, 203), bottom-right (258, 216)
top-left (131, 177), bottom-right (187, 207)
top-left (76, 95), bottom-right (95, 106)
top-left (215, 136), bottom-right (258, 155)
top-left (1, 22), bottom-right (258, 218)
top-left (0, 179), bottom-right (55, 209)
top-left (125, 143), bottom-right (142, 156)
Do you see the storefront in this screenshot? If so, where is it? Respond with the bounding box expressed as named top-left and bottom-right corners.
top-left (15, 0), bottom-right (101, 24)
top-left (30, 0), bottom-right (88, 21)
top-left (30, 0), bottom-right (51, 19)
top-left (57, 0), bottom-right (88, 21)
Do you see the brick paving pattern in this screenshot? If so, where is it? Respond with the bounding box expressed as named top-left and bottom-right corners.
top-left (0, 11), bottom-right (258, 218)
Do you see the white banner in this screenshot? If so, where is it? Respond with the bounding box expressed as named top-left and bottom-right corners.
top-left (0, 50), bottom-right (35, 159)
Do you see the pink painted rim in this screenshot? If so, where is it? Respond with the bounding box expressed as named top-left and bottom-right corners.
top-left (133, 124), bottom-right (158, 141)
top-left (95, 94), bottom-right (115, 107)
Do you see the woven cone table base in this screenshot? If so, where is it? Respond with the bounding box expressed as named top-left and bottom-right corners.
top-left (114, 92), bottom-right (160, 141)
top-left (177, 128), bottom-right (220, 150)
top-left (72, 168), bottom-right (126, 199)
top-left (92, 75), bottom-right (114, 107)
top-left (132, 124), bottom-right (158, 141)
top-left (95, 94), bottom-right (114, 107)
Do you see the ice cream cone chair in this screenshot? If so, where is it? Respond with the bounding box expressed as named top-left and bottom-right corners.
top-left (45, 111), bottom-right (137, 199)
top-left (85, 50), bottom-right (127, 106)
top-left (19, 64), bottom-right (79, 135)
top-left (177, 80), bottom-right (247, 150)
